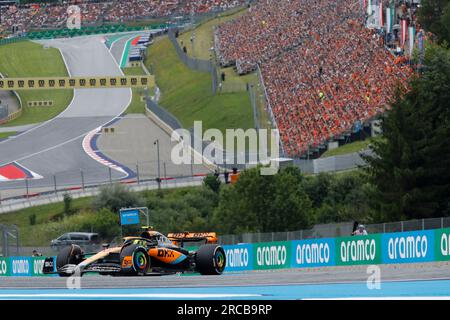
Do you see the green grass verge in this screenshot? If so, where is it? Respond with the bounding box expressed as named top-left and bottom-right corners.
top-left (178, 8), bottom-right (255, 90)
top-left (178, 8), bottom-right (247, 61)
top-left (0, 197), bottom-right (93, 246)
top-left (122, 67), bottom-right (147, 114)
top-left (320, 139), bottom-right (372, 158)
top-left (0, 41), bottom-right (73, 127)
top-left (145, 37), bottom-right (253, 132)
top-left (0, 131), bottom-right (16, 139)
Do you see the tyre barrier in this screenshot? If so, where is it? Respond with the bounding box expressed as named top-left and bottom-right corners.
top-left (2, 227), bottom-right (450, 276)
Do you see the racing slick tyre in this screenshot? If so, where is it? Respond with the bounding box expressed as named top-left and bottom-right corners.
top-left (120, 244), bottom-right (150, 276)
top-left (195, 244), bottom-right (226, 275)
top-left (56, 245), bottom-right (83, 277)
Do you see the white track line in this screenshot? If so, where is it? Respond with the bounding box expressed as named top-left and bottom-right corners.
top-left (82, 127), bottom-right (127, 175)
top-left (307, 297), bottom-right (450, 300)
top-left (0, 293), bottom-right (261, 299)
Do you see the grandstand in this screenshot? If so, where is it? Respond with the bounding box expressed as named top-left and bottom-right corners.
top-left (0, 0), bottom-right (419, 160)
top-left (215, 0), bottom-right (414, 157)
top-left (0, 0), bottom-right (246, 34)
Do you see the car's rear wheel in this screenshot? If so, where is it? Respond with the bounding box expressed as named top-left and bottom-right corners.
top-left (195, 244), bottom-right (226, 275)
top-left (56, 245), bottom-right (83, 277)
top-left (120, 244), bottom-right (150, 276)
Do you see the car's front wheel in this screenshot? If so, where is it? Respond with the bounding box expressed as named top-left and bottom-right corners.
top-left (56, 244), bottom-right (83, 277)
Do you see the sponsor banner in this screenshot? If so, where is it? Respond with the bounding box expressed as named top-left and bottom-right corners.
top-left (408, 26), bottom-right (415, 56)
top-left (386, 8), bottom-right (392, 33)
top-left (223, 244), bottom-right (253, 272)
top-left (382, 230), bottom-right (434, 264)
top-left (0, 257), bottom-right (10, 276)
top-left (10, 257), bottom-right (31, 276)
top-left (31, 256), bottom-right (57, 277)
top-left (336, 235), bottom-right (382, 265)
top-left (435, 228), bottom-right (450, 261)
top-left (253, 241), bottom-right (291, 270)
top-left (0, 75), bottom-right (154, 91)
top-left (291, 238), bottom-right (335, 268)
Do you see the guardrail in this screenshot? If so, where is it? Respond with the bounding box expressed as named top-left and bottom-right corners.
top-left (0, 175), bottom-right (208, 214)
top-left (1, 227), bottom-right (450, 276)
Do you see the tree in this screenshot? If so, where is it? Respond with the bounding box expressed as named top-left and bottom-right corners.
top-left (144, 187), bottom-right (218, 234)
top-left (92, 183), bottom-right (145, 213)
top-left (302, 173), bottom-right (333, 208)
top-left (364, 44), bottom-right (450, 220)
top-left (203, 174), bottom-right (222, 193)
top-left (89, 208), bottom-right (121, 240)
top-left (418, 0), bottom-right (450, 43)
top-left (63, 193), bottom-right (73, 216)
top-left (314, 172), bottom-right (378, 224)
top-left (212, 166), bottom-right (314, 234)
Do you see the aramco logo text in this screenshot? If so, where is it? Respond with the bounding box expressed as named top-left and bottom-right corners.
top-left (296, 242), bottom-right (330, 265)
top-left (257, 246), bottom-right (287, 266)
top-left (340, 239), bottom-right (376, 262)
top-left (226, 248), bottom-right (249, 268)
top-left (388, 235), bottom-right (428, 260)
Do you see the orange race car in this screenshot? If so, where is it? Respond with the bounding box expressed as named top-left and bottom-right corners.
top-left (42, 227), bottom-right (226, 277)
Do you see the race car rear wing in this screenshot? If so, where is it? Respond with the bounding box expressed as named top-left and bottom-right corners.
top-left (168, 232), bottom-right (218, 247)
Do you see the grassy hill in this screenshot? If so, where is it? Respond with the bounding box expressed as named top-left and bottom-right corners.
top-left (122, 66), bottom-right (148, 114)
top-left (320, 139), bottom-right (373, 158)
top-left (145, 37), bottom-right (253, 133)
top-left (0, 41), bottom-right (73, 127)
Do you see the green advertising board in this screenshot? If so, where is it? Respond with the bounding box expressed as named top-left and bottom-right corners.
top-left (253, 241), bottom-right (291, 270)
top-left (30, 257), bottom-right (48, 277)
top-left (435, 228), bottom-right (450, 261)
top-left (0, 257), bottom-right (10, 276)
top-left (336, 234), bottom-right (382, 265)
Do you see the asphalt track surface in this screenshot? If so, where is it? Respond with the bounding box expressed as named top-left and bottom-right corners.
top-left (0, 263), bottom-right (450, 299)
top-left (0, 36), bottom-right (132, 190)
top-left (0, 262), bottom-right (449, 289)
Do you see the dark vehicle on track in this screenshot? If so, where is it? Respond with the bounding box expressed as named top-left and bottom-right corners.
top-left (43, 227), bottom-right (226, 277)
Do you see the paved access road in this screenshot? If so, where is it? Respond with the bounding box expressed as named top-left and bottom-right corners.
top-left (0, 36), bottom-right (132, 189)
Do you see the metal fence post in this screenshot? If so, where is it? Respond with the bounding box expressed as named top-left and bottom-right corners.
top-left (401, 221), bottom-right (404, 232)
top-left (442, 217), bottom-right (444, 229)
top-left (109, 167), bottom-right (112, 184)
top-left (422, 219), bottom-right (425, 230)
top-left (53, 175), bottom-right (57, 195)
top-left (383, 223), bottom-right (386, 233)
top-left (163, 162), bottom-right (167, 179)
top-left (25, 178), bottom-right (29, 199)
top-left (136, 163), bottom-right (140, 185)
top-left (80, 170), bottom-right (85, 191)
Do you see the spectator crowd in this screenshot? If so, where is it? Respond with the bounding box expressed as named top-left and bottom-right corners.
top-left (216, 0), bottom-right (412, 157)
top-left (0, 0), bottom-right (245, 33)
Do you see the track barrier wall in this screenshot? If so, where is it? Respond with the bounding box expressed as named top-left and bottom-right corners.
top-left (1, 228), bottom-right (450, 276)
